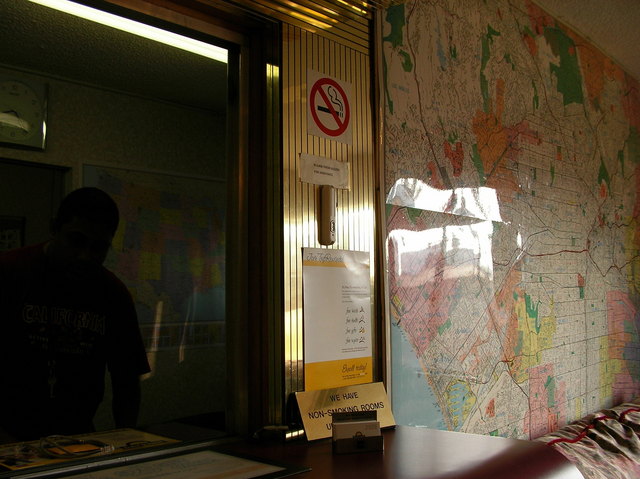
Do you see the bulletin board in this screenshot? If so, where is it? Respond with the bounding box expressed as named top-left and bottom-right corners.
top-left (83, 164), bottom-right (226, 351)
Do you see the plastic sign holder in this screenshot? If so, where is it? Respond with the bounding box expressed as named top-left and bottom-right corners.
top-left (331, 411), bottom-right (383, 455)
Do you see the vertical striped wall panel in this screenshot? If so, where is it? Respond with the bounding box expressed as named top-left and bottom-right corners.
top-left (231, 0), bottom-right (373, 54)
top-left (282, 23), bottom-right (376, 397)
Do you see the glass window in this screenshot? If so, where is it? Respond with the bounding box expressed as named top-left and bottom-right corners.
top-left (0, 0), bottom-right (237, 442)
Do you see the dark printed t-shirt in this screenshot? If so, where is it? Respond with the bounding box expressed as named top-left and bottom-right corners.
top-left (0, 244), bottom-right (150, 440)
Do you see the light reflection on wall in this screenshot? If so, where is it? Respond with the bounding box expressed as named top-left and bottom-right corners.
top-left (386, 178), bottom-right (501, 288)
top-left (388, 221), bottom-right (494, 283)
top-left (284, 308), bottom-right (304, 362)
top-left (387, 178), bottom-right (502, 222)
top-left (282, 203), bottom-right (375, 254)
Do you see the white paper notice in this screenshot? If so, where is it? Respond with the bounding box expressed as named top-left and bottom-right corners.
top-left (302, 248), bottom-right (372, 390)
top-left (299, 153), bottom-right (350, 189)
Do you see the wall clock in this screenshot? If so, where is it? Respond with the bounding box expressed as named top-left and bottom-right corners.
top-left (0, 78), bottom-right (47, 150)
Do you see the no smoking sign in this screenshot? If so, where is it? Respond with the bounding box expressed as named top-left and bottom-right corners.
top-left (307, 70), bottom-right (352, 145)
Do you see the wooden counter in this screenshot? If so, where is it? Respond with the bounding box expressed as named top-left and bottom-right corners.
top-left (0, 426), bottom-right (585, 478)
top-left (217, 425), bottom-right (585, 479)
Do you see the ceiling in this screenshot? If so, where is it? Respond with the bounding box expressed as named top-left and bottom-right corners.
top-left (0, 1), bottom-right (638, 115)
top-left (532, 0), bottom-right (640, 81)
top-left (0, 1), bottom-right (228, 112)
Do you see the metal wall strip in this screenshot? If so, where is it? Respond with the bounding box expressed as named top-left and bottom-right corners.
top-left (231, 0), bottom-right (372, 53)
top-left (282, 22), bottom-right (375, 398)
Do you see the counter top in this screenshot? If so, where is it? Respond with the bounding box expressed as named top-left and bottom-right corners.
top-left (217, 425), bottom-right (584, 479)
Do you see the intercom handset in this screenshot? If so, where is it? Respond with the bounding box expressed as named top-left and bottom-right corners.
top-left (318, 184), bottom-right (336, 245)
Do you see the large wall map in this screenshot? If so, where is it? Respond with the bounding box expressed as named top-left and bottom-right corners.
top-left (383, 0), bottom-right (640, 439)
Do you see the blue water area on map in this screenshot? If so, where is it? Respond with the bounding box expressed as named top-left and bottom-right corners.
top-left (391, 322), bottom-right (446, 429)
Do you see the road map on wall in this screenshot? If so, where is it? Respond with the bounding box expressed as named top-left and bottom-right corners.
top-left (382, 0), bottom-right (640, 439)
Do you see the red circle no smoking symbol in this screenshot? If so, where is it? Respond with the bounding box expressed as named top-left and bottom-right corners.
top-left (310, 78), bottom-right (350, 137)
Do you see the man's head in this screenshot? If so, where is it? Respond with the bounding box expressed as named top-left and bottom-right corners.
top-left (47, 187), bottom-right (120, 272)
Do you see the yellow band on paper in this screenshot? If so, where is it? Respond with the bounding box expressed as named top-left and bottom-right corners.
top-left (304, 356), bottom-right (372, 391)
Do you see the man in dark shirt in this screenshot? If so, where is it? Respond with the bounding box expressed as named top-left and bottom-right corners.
top-left (0, 187), bottom-right (150, 442)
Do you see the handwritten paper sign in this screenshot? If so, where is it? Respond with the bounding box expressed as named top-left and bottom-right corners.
top-left (302, 248), bottom-right (372, 390)
top-left (296, 382), bottom-right (395, 441)
top-left (299, 153), bottom-right (350, 189)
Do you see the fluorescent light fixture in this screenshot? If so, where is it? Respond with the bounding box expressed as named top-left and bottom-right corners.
top-left (29, 0), bottom-right (228, 63)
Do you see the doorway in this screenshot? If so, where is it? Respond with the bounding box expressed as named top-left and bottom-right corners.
top-left (0, 158), bottom-right (67, 250)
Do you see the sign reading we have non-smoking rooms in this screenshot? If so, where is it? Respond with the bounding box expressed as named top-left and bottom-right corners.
top-left (307, 70), bottom-right (352, 145)
top-left (296, 382), bottom-right (395, 441)
top-left (302, 248), bottom-right (372, 391)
